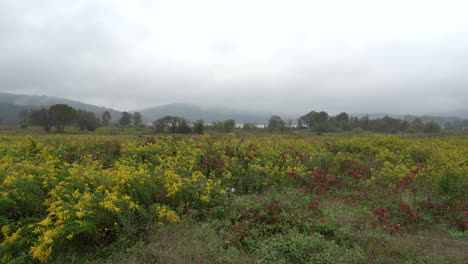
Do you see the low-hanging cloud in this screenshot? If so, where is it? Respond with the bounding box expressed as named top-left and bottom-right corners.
top-left (1, 0), bottom-right (467, 116)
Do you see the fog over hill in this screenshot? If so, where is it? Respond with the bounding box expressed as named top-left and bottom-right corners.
top-left (0, 92), bottom-right (121, 123)
top-left (137, 103), bottom-right (295, 124)
top-left (0, 92), bottom-right (466, 127)
top-left (1, 1), bottom-right (468, 116)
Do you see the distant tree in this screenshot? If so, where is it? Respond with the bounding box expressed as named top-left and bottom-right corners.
top-left (359, 115), bottom-right (371, 130)
top-left (268, 115), bottom-right (283, 132)
top-left (152, 115), bottom-right (181, 133)
top-left (423, 122), bottom-right (441, 133)
top-left (101, 111), bottom-right (111, 126)
top-left (77, 110), bottom-right (100, 131)
top-left (242, 122), bottom-right (256, 131)
top-left (193, 120), bottom-right (205, 134)
top-left (335, 112), bottom-right (349, 122)
top-left (297, 111), bottom-right (329, 128)
top-left (77, 110), bottom-right (89, 131)
top-left (153, 116), bottom-right (172, 133)
top-left (400, 120), bottom-right (410, 131)
top-left (50, 104), bottom-right (77, 132)
top-left (370, 115), bottom-right (403, 133)
top-left (29, 108), bottom-right (54, 131)
top-left (151, 116), bottom-right (192, 134)
top-left (119, 112), bottom-right (132, 128)
top-left (132, 112), bottom-right (143, 127)
top-left (223, 120), bottom-right (236, 133)
top-left (297, 112), bottom-right (313, 128)
top-left (371, 118), bottom-right (387, 132)
top-left (314, 122), bottom-right (331, 132)
top-left (348, 116), bottom-right (359, 129)
top-left (86, 115), bottom-right (100, 131)
top-left (176, 119), bottom-right (191, 134)
top-left (168, 116), bottom-right (180, 133)
top-left (212, 121), bottom-right (224, 132)
top-left (278, 119), bottom-right (286, 133)
top-left (410, 118), bottom-right (424, 132)
top-left (333, 112), bottom-right (351, 131)
top-left (316, 111), bottom-right (329, 123)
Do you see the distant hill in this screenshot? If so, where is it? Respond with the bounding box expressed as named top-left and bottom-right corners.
top-left (138, 103), bottom-right (288, 124)
top-left (0, 92), bottom-right (121, 124)
top-left (2, 91), bottom-right (465, 127)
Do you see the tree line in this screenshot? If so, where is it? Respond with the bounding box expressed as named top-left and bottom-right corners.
top-left (151, 116), bottom-right (237, 134)
top-left (23, 104), bottom-right (449, 134)
top-left (294, 110), bottom-right (442, 133)
top-left (23, 104), bottom-right (144, 132)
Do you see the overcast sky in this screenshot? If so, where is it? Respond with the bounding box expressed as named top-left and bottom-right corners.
top-left (1, 0), bottom-right (467, 115)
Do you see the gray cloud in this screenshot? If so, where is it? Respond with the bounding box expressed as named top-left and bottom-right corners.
top-left (1, 0), bottom-right (467, 116)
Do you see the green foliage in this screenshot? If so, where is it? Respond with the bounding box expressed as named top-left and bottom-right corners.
top-left (131, 112), bottom-right (143, 127)
top-left (0, 134), bottom-right (466, 263)
top-left (50, 104), bottom-right (77, 132)
top-left (410, 118), bottom-right (424, 132)
top-left (424, 121), bottom-right (441, 133)
top-left (253, 230), bottom-right (339, 264)
top-left (77, 110), bottom-right (101, 131)
top-left (352, 127), bottom-right (364, 134)
top-left (152, 115), bottom-right (192, 134)
top-left (336, 112), bottom-right (349, 122)
top-left (242, 123), bottom-right (256, 131)
top-left (293, 109), bottom-right (456, 134)
top-left (119, 112), bottom-right (132, 127)
top-left (176, 119), bottom-right (192, 134)
top-left (193, 120), bottom-right (204, 134)
top-left (101, 111), bottom-right (112, 126)
top-left (211, 121), bottom-right (224, 132)
top-left (223, 120), bottom-right (235, 133)
top-left (297, 111), bottom-right (329, 128)
top-left (268, 115), bottom-right (285, 132)
top-left (29, 108), bottom-right (54, 131)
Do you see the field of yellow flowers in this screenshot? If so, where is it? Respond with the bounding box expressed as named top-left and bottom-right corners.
top-left (0, 134), bottom-right (466, 263)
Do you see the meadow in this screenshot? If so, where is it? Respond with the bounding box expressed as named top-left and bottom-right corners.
top-left (0, 132), bottom-right (466, 263)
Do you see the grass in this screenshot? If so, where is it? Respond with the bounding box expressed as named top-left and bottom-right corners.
top-left (67, 188), bottom-right (467, 264)
top-left (52, 187), bottom-right (465, 264)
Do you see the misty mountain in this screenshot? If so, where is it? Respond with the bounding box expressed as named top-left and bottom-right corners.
top-left (1, 91), bottom-right (466, 127)
top-left (0, 102), bottom-right (30, 123)
top-left (0, 92), bottom-right (121, 123)
top-left (137, 103), bottom-right (293, 124)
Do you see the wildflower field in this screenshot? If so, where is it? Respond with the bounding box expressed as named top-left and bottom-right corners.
top-left (0, 134), bottom-right (467, 263)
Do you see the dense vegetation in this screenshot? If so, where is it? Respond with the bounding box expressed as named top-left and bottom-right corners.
top-left (0, 134), bottom-right (466, 263)
top-left (12, 102), bottom-right (468, 136)
top-left (1, 91), bottom-right (467, 131)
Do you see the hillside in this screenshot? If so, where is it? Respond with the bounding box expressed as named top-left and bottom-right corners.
top-left (0, 92), bottom-right (121, 123)
top-left (137, 103), bottom-right (286, 124)
top-left (1, 92), bottom-right (466, 127)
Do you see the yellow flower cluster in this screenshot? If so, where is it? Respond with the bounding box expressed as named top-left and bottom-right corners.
top-left (156, 205), bottom-right (181, 226)
top-left (0, 134), bottom-right (466, 262)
